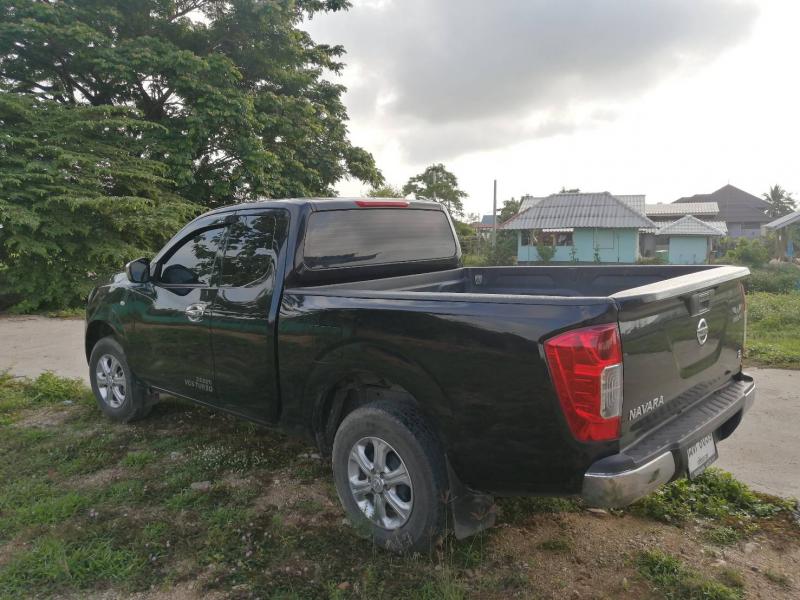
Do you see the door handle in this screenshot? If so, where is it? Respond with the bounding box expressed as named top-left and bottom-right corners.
top-left (185, 302), bottom-right (208, 322)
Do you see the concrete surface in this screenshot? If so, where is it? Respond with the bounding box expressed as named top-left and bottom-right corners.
top-left (0, 315), bottom-right (797, 499)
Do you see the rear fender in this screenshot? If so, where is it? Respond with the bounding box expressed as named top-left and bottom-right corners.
top-left (303, 342), bottom-right (453, 455)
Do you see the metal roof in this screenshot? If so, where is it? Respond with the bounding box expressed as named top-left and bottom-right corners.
top-left (519, 193), bottom-right (645, 214)
top-left (655, 215), bottom-right (726, 237)
top-left (615, 195), bottom-right (646, 214)
top-left (503, 193), bottom-right (656, 230)
top-left (763, 211), bottom-right (800, 230)
top-left (646, 202), bottom-right (719, 217)
top-left (479, 214), bottom-right (496, 226)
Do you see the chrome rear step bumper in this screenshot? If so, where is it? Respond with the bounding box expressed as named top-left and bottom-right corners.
top-left (582, 373), bottom-right (755, 508)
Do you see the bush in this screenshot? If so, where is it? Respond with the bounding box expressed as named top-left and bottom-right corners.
top-left (746, 265), bottom-right (800, 293)
top-left (721, 238), bottom-right (771, 268)
top-left (535, 243), bottom-right (556, 263)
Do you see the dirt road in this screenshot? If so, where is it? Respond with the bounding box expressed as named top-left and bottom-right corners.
top-left (1, 315), bottom-right (797, 499)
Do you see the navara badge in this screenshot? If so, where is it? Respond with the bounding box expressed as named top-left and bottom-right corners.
top-left (696, 318), bottom-right (709, 345)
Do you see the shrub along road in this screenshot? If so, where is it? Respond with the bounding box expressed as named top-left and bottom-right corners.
top-left (0, 314), bottom-right (798, 500)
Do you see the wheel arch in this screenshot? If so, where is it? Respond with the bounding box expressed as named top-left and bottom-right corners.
top-left (304, 342), bottom-right (453, 457)
top-left (85, 320), bottom-right (120, 362)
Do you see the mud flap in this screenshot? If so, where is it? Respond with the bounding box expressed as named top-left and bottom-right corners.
top-left (446, 459), bottom-right (496, 539)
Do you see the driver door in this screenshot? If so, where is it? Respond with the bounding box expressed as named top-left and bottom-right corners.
top-left (127, 220), bottom-right (228, 402)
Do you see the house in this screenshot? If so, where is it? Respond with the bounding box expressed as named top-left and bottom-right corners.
top-left (502, 192), bottom-right (655, 263)
top-left (639, 202), bottom-right (726, 259)
top-left (763, 211), bottom-right (800, 259)
top-left (471, 214), bottom-right (497, 238)
top-left (673, 184), bottom-right (770, 238)
top-left (654, 215), bottom-right (726, 264)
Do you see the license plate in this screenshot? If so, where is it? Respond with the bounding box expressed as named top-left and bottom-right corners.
top-left (687, 434), bottom-right (717, 479)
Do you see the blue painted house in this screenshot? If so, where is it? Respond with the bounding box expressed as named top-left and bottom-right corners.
top-left (502, 192), bottom-right (656, 264)
top-left (655, 215), bottom-right (725, 264)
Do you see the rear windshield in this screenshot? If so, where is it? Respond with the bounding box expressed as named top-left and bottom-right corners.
top-left (304, 209), bottom-right (457, 270)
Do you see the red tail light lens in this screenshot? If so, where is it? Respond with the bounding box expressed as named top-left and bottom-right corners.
top-left (544, 323), bottom-right (623, 442)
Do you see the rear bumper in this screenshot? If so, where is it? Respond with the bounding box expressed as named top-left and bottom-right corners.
top-left (582, 373), bottom-right (755, 508)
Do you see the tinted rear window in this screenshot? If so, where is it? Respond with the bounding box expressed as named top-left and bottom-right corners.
top-left (304, 209), bottom-right (457, 270)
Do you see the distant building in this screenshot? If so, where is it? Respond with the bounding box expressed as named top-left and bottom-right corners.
top-left (654, 215), bottom-right (726, 265)
top-left (502, 192), bottom-right (655, 263)
top-left (640, 201), bottom-right (726, 260)
top-left (471, 214), bottom-right (497, 238)
top-left (673, 184), bottom-right (770, 239)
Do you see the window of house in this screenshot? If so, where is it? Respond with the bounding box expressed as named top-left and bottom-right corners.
top-left (159, 227), bottom-right (226, 285)
top-left (521, 230), bottom-right (534, 246)
top-left (554, 232), bottom-right (573, 246)
top-left (593, 229), bottom-right (615, 249)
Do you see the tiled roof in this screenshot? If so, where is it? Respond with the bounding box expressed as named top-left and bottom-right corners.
top-left (502, 193), bottom-right (656, 230)
top-left (646, 202), bottom-right (719, 217)
top-left (655, 215), bottom-right (726, 237)
top-left (763, 211), bottom-right (800, 230)
top-left (480, 214), bottom-right (496, 226)
top-left (674, 184), bottom-right (770, 223)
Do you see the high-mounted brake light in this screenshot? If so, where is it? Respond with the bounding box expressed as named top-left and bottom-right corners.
top-left (544, 323), bottom-right (623, 442)
top-left (354, 200), bottom-right (410, 207)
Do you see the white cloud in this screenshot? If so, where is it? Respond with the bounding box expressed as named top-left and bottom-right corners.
top-left (307, 0), bottom-right (799, 216)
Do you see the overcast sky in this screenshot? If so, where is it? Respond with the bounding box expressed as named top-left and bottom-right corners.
top-left (305, 0), bottom-right (799, 217)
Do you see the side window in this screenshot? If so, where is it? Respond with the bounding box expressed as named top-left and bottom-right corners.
top-left (159, 227), bottom-right (226, 286)
top-left (220, 214), bottom-right (284, 287)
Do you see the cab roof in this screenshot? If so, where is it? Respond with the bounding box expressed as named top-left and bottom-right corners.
top-left (202, 197), bottom-right (442, 216)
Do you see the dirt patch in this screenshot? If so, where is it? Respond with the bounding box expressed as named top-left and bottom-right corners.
top-left (253, 475), bottom-right (339, 527)
top-left (482, 510), bottom-right (800, 600)
top-left (13, 406), bottom-right (73, 428)
top-left (67, 467), bottom-right (127, 489)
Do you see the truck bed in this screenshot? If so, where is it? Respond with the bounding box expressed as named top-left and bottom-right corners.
top-left (293, 264), bottom-right (743, 302)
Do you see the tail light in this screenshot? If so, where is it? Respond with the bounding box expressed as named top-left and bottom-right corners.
top-left (739, 282), bottom-right (747, 367)
top-left (544, 323), bottom-right (623, 442)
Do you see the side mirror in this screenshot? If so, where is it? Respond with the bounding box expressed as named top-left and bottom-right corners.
top-left (125, 257), bottom-right (151, 283)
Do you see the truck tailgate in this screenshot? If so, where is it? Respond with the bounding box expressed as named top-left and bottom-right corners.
top-left (612, 266), bottom-right (749, 448)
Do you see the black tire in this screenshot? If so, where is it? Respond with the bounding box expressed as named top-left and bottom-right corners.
top-left (89, 336), bottom-right (153, 423)
top-left (332, 400), bottom-right (448, 553)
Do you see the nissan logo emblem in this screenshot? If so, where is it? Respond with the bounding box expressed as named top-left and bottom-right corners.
top-left (696, 318), bottom-right (709, 345)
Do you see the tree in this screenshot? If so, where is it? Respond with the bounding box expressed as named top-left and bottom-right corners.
top-left (0, 93), bottom-right (197, 311)
top-left (499, 198), bottom-right (521, 223)
top-left (0, 0), bottom-right (382, 207)
top-left (762, 184), bottom-right (796, 218)
top-left (402, 164), bottom-right (467, 217)
top-left (366, 184), bottom-right (404, 198)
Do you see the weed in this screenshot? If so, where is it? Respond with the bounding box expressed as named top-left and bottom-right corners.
top-left (763, 569), bottom-right (791, 588)
top-left (717, 567), bottom-right (746, 589)
top-left (0, 537), bottom-right (146, 597)
top-left (633, 468), bottom-right (791, 526)
top-left (637, 549), bottom-right (742, 600)
top-left (498, 496), bottom-right (582, 525)
top-left (120, 450), bottom-right (157, 468)
top-left (704, 525), bottom-right (747, 546)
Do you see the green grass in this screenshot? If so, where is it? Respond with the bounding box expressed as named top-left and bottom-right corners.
top-left (746, 291), bottom-right (800, 368)
top-left (637, 550), bottom-right (743, 600)
top-left (632, 468), bottom-right (792, 527)
top-left (0, 373), bottom-right (797, 599)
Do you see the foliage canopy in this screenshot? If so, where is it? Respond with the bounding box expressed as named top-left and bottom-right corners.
top-left (0, 0), bottom-right (382, 206)
top-left (403, 163), bottom-right (467, 217)
top-left (0, 93), bottom-right (198, 311)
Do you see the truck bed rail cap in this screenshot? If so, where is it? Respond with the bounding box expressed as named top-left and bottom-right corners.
top-left (610, 265), bottom-right (750, 304)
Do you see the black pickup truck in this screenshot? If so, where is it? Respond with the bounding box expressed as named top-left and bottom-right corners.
top-left (86, 198), bottom-right (754, 552)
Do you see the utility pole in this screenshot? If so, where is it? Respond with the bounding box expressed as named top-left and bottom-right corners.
top-left (492, 179), bottom-right (497, 248)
